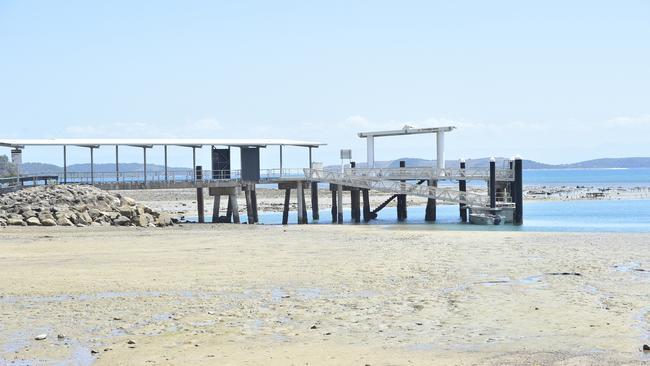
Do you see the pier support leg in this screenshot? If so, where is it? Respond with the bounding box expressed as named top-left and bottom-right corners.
top-left (230, 193), bottom-right (240, 224)
top-left (197, 187), bottom-right (205, 223)
top-left (226, 196), bottom-right (233, 223)
top-left (297, 182), bottom-right (305, 224)
top-left (425, 180), bottom-right (437, 222)
top-left (351, 189), bottom-right (361, 223)
top-left (513, 157), bottom-right (523, 225)
top-left (310, 182), bottom-right (319, 220)
top-left (301, 186), bottom-right (308, 224)
top-left (459, 160), bottom-right (468, 222)
top-left (251, 188), bottom-right (259, 223)
top-left (331, 185), bottom-right (338, 223)
top-left (282, 189), bottom-right (291, 225)
top-left (489, 159), bottom-right (497, 210)
top-left (212, 195), bottom-right (221, 223)
top-left (337, 184), bottom-right (344, 224)
top-left (245, 185), bottom-right (254, 224)
top-left (362, 189), bottom-right (372, 222)
top-left (397, 160), bottom-right (407, 221)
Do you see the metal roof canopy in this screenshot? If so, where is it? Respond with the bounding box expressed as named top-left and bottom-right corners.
top-left (356, 125), bottom-right (456, 169)
top-left (0, 138), bottom-right (325, 149)
top-left (1, 138), bottom-right (325, 186)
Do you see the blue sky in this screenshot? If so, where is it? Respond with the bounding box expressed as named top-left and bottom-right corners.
top-left (1, 0), bottom-right (649, 168)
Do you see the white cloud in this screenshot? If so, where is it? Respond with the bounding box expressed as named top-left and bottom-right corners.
top-left (607, 115), bottom-right (650, 127)
top-left (63, 118), bottom-right (224, 138)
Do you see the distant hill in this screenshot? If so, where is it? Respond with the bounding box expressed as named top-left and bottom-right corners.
top-left (19, 162), bottom-right (188, 175)
top-left (330, 157), bottom-right (650, 170)
top-left (5, 155), bottom-right (650, 175)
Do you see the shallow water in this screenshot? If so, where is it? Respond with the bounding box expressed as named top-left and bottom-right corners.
top-left (194, 199), bottom-right (650, 233)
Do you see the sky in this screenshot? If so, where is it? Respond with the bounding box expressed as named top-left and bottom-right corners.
top-left (1, 0), bottom-right (649, 169)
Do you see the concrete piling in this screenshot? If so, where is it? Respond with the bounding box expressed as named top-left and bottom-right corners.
top-left (196, 166), bottom-right (204, 223)
top-left (310, 182), bottom-right (319, 220)
top-left (282, 189), bottom-right (291, 225)
top-left (425, 179), bottom-right (437, 221)
top-left (397, 160), bottom-right (407, 221)
top-left (337, 184), bottom-right (343, 224)
top-left (513, 157), bottom-right (523, 225)
top-left (362, 189), bottom-right (371, 222)
top-left (489, 158), bottom-right (496, 209)
top-left (297, 182), bottom-right (305, 224)
top-left (331, 185), bottom-right (338, 223)
top-left (459, 160), bottom-right (467, 222)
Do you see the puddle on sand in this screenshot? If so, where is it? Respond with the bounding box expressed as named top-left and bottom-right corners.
top-left (614, 262), bottom-right (649, 275)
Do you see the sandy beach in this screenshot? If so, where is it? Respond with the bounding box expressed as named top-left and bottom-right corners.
top-left (1, 224), bottom-right (649, 365)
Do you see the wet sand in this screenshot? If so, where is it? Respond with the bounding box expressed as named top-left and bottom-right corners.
top-left (1, 225), bottom-right (649, 365)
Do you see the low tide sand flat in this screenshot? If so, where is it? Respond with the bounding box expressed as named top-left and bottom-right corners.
top-left (0, 225), bottom-right (649, 365)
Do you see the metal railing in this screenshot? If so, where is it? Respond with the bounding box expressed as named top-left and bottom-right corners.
top-left (341, 166), bottom-right (515, 181)
top-left (19, 168), bottom-right (310, 186)
top-left (306, 168), bottom-right (490, 207)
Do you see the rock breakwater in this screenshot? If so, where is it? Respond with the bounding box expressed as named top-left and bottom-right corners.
top-left (0, 185), bottom-right (173, 227)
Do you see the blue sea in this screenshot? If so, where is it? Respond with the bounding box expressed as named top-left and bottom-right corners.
top-left (204, 168), bottom-right (650, 233)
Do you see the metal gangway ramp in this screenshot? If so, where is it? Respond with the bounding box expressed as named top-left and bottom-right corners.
top-left (306, 168), bottom-right (489, 208)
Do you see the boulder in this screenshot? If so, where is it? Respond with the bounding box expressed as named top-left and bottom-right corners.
top-left (133, 215), bottom-right (149, 227)
top-left (56, 217), bottom-right (73, 226)
top-left (113, 216), bottom-right (131, 226)
top-left (41, 218), bottom-right (57, 226)
top-left (26, 217), bottom-right (42, 226)
top-left (155, 213), bottom-right (173, 227)
top-left (7, 217), bottom-right (25, 226)
top-left (120, 196), bottom-right (136, 206)
top-left (118, 206), bottom-right (133, 218)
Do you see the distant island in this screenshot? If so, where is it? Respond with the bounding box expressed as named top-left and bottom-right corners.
top-left (2, 156), bottom-right (650, 177)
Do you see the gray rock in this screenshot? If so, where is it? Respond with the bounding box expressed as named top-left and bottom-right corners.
top-left (113, 216), bottom-right (131, 226)
top-left (133, 215), bottom-right (149, 227)
top-left (155, 213), bottom-right (173, 227)
top-left (56, 217), bottom-right (73, 226)
top-left (7, 217), bottom-right (24, 226)
top-left (41, 218), bottom-right (57, 226)
top-left (117, 206), bottom-right (133, 218)
top-left (26, 217), bottom-right (42, 226)
top-left (121, 197), bottom-right (136, 206)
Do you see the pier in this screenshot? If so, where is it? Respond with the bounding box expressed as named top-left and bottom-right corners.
top-left (0, 127), bottom-right (523, 225)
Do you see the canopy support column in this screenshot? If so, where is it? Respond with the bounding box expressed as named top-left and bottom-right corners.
top-left (279, 145), bottom-right (283, 177)
top-left (115, 145), bottom-right (119, 182)
top-left (192, 147), bottom-right (196, 183)
top-left (164, 145), bottom-right (168, 182)
top-left (143, 147), bottom-right (147, 185)
top-left (90, 147), bottom-right (94, 185)
top-left (63, 145), bottom-right (67, 184)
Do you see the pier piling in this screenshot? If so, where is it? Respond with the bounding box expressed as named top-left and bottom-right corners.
top-left (459, 160), bottom-right (467, 222)
top-left (397, 161), bottom-right (407, 221)
top-left (425, 179), bottom-right (437, 221)
top-left (489, 158), bottom-right (496, 209)
top-left (310, 182), bottom-right (319, 220)
top-left (331, 185), bottom-right (338, 223)
top-left (297, 182), bottom-right (305, 224)
top-left (337, 184), bottom-right (343, 224)
top-left (282, 189), bottom-right (291, 225)
top-left (212, 195), bottom-right (220, 223)
top-left (513, 157), bottom-right (523, 225)
top-left (362, 189), bottom-right (371, 222)
top-left (196, 166), bottom-right (204, 223)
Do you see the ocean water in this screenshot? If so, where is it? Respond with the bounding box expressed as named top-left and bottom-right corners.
top-left (200, 199), bottom-right (650, 233)
top-left (522, 168), bottom-right (650, 187)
